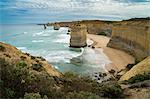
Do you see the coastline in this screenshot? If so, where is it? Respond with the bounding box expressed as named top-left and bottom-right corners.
top-left (87, 34), bottom-right (135, 72)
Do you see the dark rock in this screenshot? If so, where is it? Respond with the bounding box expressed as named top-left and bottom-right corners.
top-left (116, 75), bottom-right (122, 80)
top-left (20, 56), bottom-right (26, 60)
top-left (37, 56), bottom-right (46, 61)
top-left (36, 60), bottom-right (39, 63)
top-left (25, 53), bottom-right (30, 56)
top-left (99, 73), bottom-right (103, 77)
top-left (88, 45), bottom-right (91, 47)
top-left (126, 64), bottom-right (135, 69)
top-left (4, 53), bottom-right (11, 58)
top-left (98, 78), bottom-right (100, 80)
top-left (31, 56), bottom-right (36, 60)
top-left (109, 69), bottom-right (116, 75)
top-left (92, 46), bottom-right (95, 49)
top-left (103, 73), bottom-right (107, 77)
top-left (68, 30), bottom-right (71, 32)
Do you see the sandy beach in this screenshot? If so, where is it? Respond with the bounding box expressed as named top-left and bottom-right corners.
top-left (87, 34), bottom-right (135, 72)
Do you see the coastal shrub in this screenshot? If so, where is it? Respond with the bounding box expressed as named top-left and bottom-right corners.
top-left (31, 55), bottom-right (36, 60)
top-left (0, 45), bottom-right (6, 51)
top-left (66, 91), bottom-right (101, 99)
top-left (32, 63), bottom-right (43, 71)
top-left (127, 73), bottom-right (150, 84)
top-left (0, 58), bottom-right (124, 98)
top-left (92, 81), bottom-right (123, 98)
top-left (100, 82), bottom-right (123, 98)
top-left (97, 32), bottom-right (106, 36)
top-left (23, 92), bottom-right (48, 99)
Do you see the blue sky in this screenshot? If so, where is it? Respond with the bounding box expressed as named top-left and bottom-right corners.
top-left (0, 0), bottom-right (150, 24)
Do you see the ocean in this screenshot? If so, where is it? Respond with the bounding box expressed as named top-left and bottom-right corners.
top-left (0, 24), bottom-right (111, 76)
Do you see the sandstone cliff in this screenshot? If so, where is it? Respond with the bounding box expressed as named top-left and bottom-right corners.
top-left (48, 18), bottom-right (150, 61)
top-left (120, 56), bottom-right (150, 81)
top-left (107, 18), bottom-right (150, 61)
top-left (0, 42), bottom-right (61, 76)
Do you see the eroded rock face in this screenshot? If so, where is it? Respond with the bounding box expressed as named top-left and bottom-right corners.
top-left (119, 57), bottom-right (150, 81)
top-left (107, 19), bottom-right (150, 61)
top-left (70, 24), bottom-right (87, 48)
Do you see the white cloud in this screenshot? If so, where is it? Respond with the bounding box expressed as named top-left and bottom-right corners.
top-left (1, 0), bottom-right (150, 22)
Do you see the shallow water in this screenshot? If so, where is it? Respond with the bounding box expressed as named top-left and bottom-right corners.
top-left (0, 24), bottom-right (111, 75)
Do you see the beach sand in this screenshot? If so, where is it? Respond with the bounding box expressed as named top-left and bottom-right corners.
top-left (87, 34), bottom-right (135, 72)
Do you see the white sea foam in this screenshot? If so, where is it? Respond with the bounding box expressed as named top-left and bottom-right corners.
top-left (53, 34), bottom-right (70, 43)
top-left (17, 47), bottom-right (27, 50)
top-left (81, 48), bottom-right (111, 67)
top-left (87, 39), bottom-right (94, 45)
top-left (59, 27), bottom-right (69, 33)
top-left (44, 51), bottom-right (79, 63)
top-left (33, 31), bottom-right (44, 36)
top-left (23, 32), bottom-right (27, 34)
top-left (32, 40), bottom-right (44, 43)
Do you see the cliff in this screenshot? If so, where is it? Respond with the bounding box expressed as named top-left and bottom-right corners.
top-left (0, 42), bottom-right (61, 76)
top-left (120, 57), bottom-right (150, 81)
top-left (48, 18), bottom-right (149, 61)
top-left (107, 18), bottom-right (150, 61)
top-left (47, 20), bottom-right (113, 36)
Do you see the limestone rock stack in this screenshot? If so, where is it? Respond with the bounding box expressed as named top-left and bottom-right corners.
top-left (70, 23), bottom-right (87, 47)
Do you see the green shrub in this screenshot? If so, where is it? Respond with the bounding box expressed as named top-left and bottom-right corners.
top-left (127, 73), bottom-right (150, 84)
top-left (67, 91), bottom-right (101, 99)
top-left (32, 63), bottom-right (43, 71)
top-left (100, 82), bottom-right (123, 98)
top-left (16, 61), bottom-right (27, 68)
top-left (23, 92), bottom-right (48, 99)
top-left (97, 32), bottom-right (107, 36)
top-left (92, 82), bottom-right (123, 98)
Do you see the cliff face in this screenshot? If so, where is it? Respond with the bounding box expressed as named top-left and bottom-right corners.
top-left (107, 19), bottom-right (150, 61)
top-left (85, 21), bottom-right (113, 36)
top-left (48, 20), bottom-right (113, 36)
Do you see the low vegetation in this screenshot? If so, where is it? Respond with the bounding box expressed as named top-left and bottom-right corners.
top-left (97, 32), bottom-right (107, 36)
top-left (0, 45), bottom-right (6, 51)
top-left (0, 58), bottom-right (124, 98)
top-left (127, 73), bottom-right (150, 84)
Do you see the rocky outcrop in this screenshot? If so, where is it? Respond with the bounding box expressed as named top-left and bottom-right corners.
top-left (107, 18), bottom-right (150, 61)
top-left (0, 42), bottom-right (61, 76)
top-left (120, 57), bottom-right (150, 81)
top-left (70, 24), bottom-right (87, 47)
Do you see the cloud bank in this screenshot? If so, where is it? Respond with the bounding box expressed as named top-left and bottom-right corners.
top-left (0, 0), bottom-right (150, 23)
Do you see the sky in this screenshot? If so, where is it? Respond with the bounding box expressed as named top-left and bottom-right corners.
top-left (0, 0), bottom-right (150, 24)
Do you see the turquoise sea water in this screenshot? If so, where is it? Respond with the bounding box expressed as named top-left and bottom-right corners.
top-left (0, 24), bottom-right (111, 75)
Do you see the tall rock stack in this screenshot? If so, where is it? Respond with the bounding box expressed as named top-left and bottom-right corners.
top-left (70, 23), bottom-right (87, 48)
